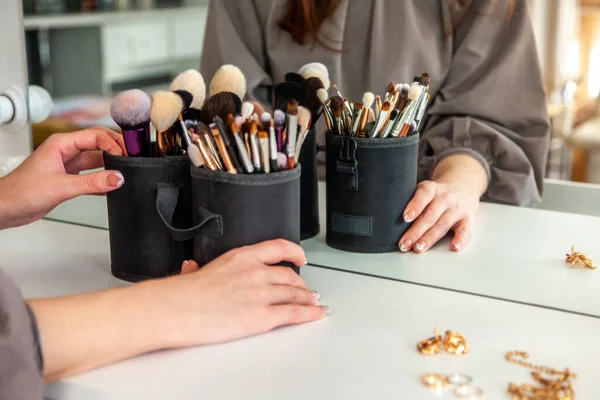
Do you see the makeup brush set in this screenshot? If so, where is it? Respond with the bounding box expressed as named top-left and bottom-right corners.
top-left (323, 73), bottom-right (430, 139)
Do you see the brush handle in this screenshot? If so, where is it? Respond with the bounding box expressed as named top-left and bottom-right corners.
top-left (233, 132), bottom-right (254, 173)
top-left (122, 126), bottom-right (150, 157)
top-left (249, 134), bottom-right (262, 172)
top-left (275, 126), bottom-right (283, 152)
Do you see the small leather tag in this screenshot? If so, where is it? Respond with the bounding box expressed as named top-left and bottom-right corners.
top-left (331, 212), bottom-right (372, 236)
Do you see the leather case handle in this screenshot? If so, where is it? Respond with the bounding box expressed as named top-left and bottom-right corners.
top-left (156, 183), bottom-right (223, 241)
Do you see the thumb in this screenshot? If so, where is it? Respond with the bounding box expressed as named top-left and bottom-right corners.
top-left (62, 170), bottom-right (124, 199)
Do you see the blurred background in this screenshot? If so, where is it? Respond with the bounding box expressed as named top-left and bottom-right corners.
top-left (19, 0), bottom-right (600, 184)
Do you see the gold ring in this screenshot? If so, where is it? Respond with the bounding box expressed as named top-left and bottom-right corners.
top-left (447, 373), bottom-right (473, 386)
top-left (422, 373), bottom-right (449, 388)
top-left (454, 384), bottom-right (484, 399)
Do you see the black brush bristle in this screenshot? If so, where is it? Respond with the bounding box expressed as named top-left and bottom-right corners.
top-left (182, 107), bottom-right (202, 122)
top-left (173, 90), bottom-right (193, 110)
top-left (226, 91), bottom-right (242, 115)
top-left (200, 92), bottom-right (236, 126)
top-left (285, 72), bottom-right (305, 85)
top-left (273, 82), bottom-right (302, 112)
top-left (301, 77), bottom-right (325, 124)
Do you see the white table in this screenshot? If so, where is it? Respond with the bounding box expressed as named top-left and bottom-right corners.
top-left (1, 220), bottom-right (598, 399)
top-left (44, 182), bottom-right (600, 317)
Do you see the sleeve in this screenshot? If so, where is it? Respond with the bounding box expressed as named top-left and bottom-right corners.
top-left (419, 0), bottom-right (550, 207)
top-left (0, 269), bottom-right (44, 399)
top-left (200, 0), bottom-right (273, 104)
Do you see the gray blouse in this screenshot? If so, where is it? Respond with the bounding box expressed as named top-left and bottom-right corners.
top-left (0, 269), bottom-right (43, 399)
top-left (201, 0), bottom-right (550, 206)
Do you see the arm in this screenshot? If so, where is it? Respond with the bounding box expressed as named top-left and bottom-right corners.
top-left (399, 0), bottom-right (550, 253)
top-left (200, 0), bottom-right (272, 103)
top-left (29, 240), bottom-right (327, 383)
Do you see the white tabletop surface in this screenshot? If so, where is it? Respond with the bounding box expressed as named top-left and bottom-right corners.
top-left (1, 220), bottom-right (599, 399)
top-left (302, 184), bottom-right (600, 317)
top-left (43, 181), bottom-right (600, 317)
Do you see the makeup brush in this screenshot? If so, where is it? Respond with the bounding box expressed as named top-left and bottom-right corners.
top-left (374, 95), bottom-right (382, 121)
top-left (248, 120), bottom-right (262, 172)
top-left (380, 109), bottom-right (399, 138)
top-left (367, 108), bottom-right (375, 124)
top-left (230, 121), bottom-right (254, 173)
top-left (246, 99), bottom-right (265, 117)
top-left (258, 129), bottom-right (270, 173)
top-left (110, 89), bottom-right (151, 157)
top-left (177, 114), bottom-right (204, 167)
top-left (285, 72), bottom-right (305, 85)
top-left (349, 102), bottom-right (363, 137)
top-left (200, 92), bottom-right (236, 126)
top-left (300, 67), bottom-right (330, 91)
top-left (197, 121), bottom-right (222, 169)
top-left (277, 152), bottom-right (287, 170)
top-left (301, 77), bottom-right (325, 125)
top-left (209, 64), bottom-right (246, 100)
top-left (273, 81), bottom-right (302, 111)
top-left (330, 98), bottom-right (343, 136)
top-left (294, 106), bottom-right (312, 162)
top-left (251, 113), bottom-right (260, 125)
top-left (372, 101), bottom-right (392, 138)
top-left (317, 88), bottom-right (333, 131)
top-left (298, 62), bottom-right (329, 80)
top-left (332, 84), bottom-right (352, 116)
top-left (356, 92), bottom-right (374, 138)
top-left (420, 73), bottom-right (430, 89)
top-left (242, 101), bottom-right (254, 120)
top-left (262, 113), bottom-right (279, 172)
top-left (384, 81), bottom-right (395, 102)
top-left (414, 93), bottom-right (431, 131)
top-left (170, 69), bottom-right (206, 123)
top-left (390, 84), bottom-right (423, 137)
top-left (285, 99), bottom-right (299, 170)
top-left (273, 109), bottom-right (286, 152)
top-left (238, 116), bottom-right (252, 158)
top-left (151, 91), bottom-right (189, 156)
top-left (210, 125), bottom-right (237, 174)
top-left (212, 116), bottom-right (239, 173)
top-left (194, 134), bottom-right (217, 171)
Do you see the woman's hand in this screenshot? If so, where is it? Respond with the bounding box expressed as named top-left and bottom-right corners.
top-left (31, 240), bottom-right (328, 382)
top-left (0, 127), bottom-right (127, 229)
top-left (398, 154), bottom-right (488, 253)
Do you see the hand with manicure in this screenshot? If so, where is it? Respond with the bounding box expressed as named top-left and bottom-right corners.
top-left (399, 154), bottom-right (487, 253)
top-left (0, 127), bottom-right (127, 229)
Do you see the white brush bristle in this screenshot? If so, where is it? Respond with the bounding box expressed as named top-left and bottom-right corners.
top-left (277, 152), bottom-right (287, 169)
top-left (317, 88), bottom-right (329, 104)
top-left (169, 69), bottom-right (206, 109)
top-left (150, 91), bottom-right (184, 132)
top-left (274, 109), bottom-right (286, 125)
top-left (242, 101), bottom-right (254, 119)
top-left (300, 68), bottom-right (330, 90)
top-left (261, 111), bottom-right (272, 124)
top-left (111, 89), bottom-right (151, 129)
top-left (298, 62), bottom-right (329, 79)
top-left (408, 85), bottom-right (423, 100)
top-left (362, 92), bottom-right (375, 109)
top-left (367, 108), bottom-right (375, 123)
top-left (234, 115), bottom-right (245, 126)
top-left (394, 84), bottom-right (403, 92)
top-left (209, 64), bottom-right (247, 100)
top-left (297, 106), bottom-right (311, 129)
top-left (251, 113), bottom-right (259, 123)
top-left (402, 84), bottom-right (410, 93)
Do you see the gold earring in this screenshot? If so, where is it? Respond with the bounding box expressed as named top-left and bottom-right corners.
top-left (417, 326), bottom-right (443, 355)
top-left (443, 330), bottom-right (469, 356)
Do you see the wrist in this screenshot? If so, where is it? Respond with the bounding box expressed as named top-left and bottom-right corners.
top-left (432, 154), bottom-right (488, 196)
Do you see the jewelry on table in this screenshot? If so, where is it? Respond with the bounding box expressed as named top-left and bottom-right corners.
top-left (422, 373), bottom-right (450, 388)
top-left (454, 384), bottom-right (485, 399)
top-left (566, 245), bottom-right (597, 269)
top-left (505, 350), bottom-right (576, 399)
top-left (447, 373), bottom-right (473, 386)
top-left (421, 374), bottom-right (483, 399)
top-left (417, 326), bottom-right (469, 356)
top-left (444, 330), bottom-right (469, 356)
top-left (417, 326), bottom-right (443, 355)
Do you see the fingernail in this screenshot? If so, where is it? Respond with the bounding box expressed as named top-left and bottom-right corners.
top-left (312, 291), bottom-right (320, 300)
top-left (106, 172), bottom-right (124, 188)
top-left (183, 260), bottom-right (189, 266)
top-left (304, 260), bottom-right (308, 266)
top-left (453, 242), bottom-right (461, 251)
top-left (404, 210), bottom-right (416, 222)
top-left (399, 240), bottom-right (412, 252)
top-left (320, 306), bottom-right (331, 314)
top-left (415, 242), bottom-right (426, 252)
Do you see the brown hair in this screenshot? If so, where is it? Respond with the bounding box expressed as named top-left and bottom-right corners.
top-left (278, 0), bottom-right (517, 51)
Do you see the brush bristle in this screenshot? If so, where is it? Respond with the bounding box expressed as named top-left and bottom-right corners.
top-left (111, 89), bottom-right (151, 129)
top-left (298, 62), bottom-right (329, 80)
top-left (235, 115), bottom-right (245, 127)
top-left (285, 72), bottom-right (305, 85)
top-left (277, 152), bottom-right (287, 169)
top-left (381, 101), bottom-right (392, 112)
top-left (261, 111), bottom-right (272, 125)
top-left (150, 91), bottom-right (184, 132)
top-left (196, 122), bottom-right (210, 134)
top-left (199, 92), bottom-right (236, 126)
top-left (247, 99), bottom-right (265, 116)
top-left (274, 109), bottom-right (286, 125)
top-left (299, 68), bottom-right (330, 90)
top-left (209, 64), bottom-right (247, 100)
top-left (354, 102), bottom-right (363, 110)
top-left (330, 98), bottom-right (340, 113)
top-left (420, 73), bottom-right (430, 87)
top-left (297, 106), bottom-right (311, 129)
top-left (386, 82), bottom-right (395, 93)
top-left (230, 122), bottom-right (239, 133)
top-left (273, 82), bottom-right (302, 111)
top-left (249, 120), bottom-right (258, 134)
top-left (408, 85), bottom-right (423, 100)
top-left (301, 77), bottom-right (325, 118)
top-left (258, 131), bottom-right (268, 139)
top-left (362, 92), bottom-right (374, 109)
top-left (242, 101), bottom-right (254, 119)
top-left (251, 113), bottom-right (260, 124)
top-left (402, 84), bottom-right (410, 94)
top-left (172, 90), bottom-right (193, 110)
top-left (317, 88), bottom-right (329, 104)
top-left (170, 69), bottom-right (206, 109)
top-left (395, 84), bottom-right (403, 92)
